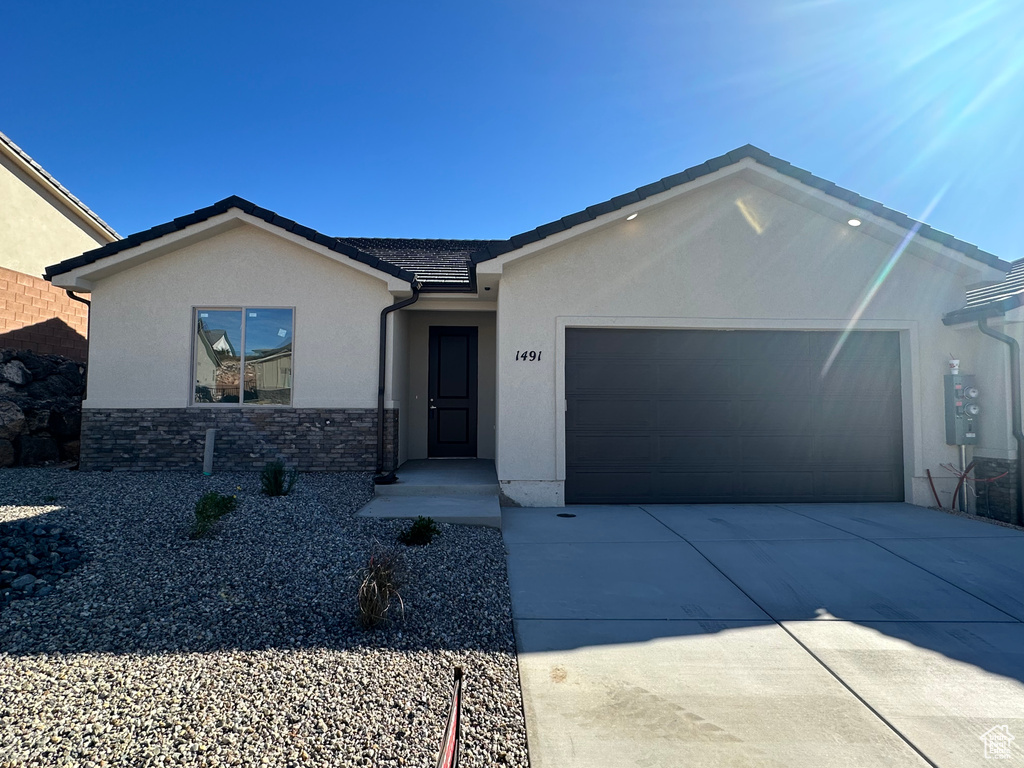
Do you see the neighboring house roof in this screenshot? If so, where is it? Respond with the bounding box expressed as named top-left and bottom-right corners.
top-left (44, 144), bottom-right (1007, 291)
top-left (942, 258), bottom-right (1024, 325)
top-left (0, 130), bottom-right (119, 242)
top-left (202, 329), bottom-right (237, 356)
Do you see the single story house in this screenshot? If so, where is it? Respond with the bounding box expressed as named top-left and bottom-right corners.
top-left (45, 145), bottom-right (1024, 520)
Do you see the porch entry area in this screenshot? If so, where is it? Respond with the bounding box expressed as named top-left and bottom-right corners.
top-left (393, 309), bottom-right (496, 466)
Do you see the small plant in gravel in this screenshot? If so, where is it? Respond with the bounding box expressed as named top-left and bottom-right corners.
top-left (190, 491), bottom-right (237, 539)
top-left (260, 460), bottom-right (298, 496)
top-left (357, 546), bottom-right (404, 629)
top-left (398, 516), bottom-right (441, 546)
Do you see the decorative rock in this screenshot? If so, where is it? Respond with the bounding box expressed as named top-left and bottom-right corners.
top-left (0, 400), bottom-right (25, 440)
top-left (18, 435), bottom-right (60, 465)
top-left (0, 360), bottom-right (31, 386)
top-left (24, 407), bottom-right (51, 432)
top-left (11, 573), bottom-right (36, 589)
top-left (0, 438), bottom-right (14, 467)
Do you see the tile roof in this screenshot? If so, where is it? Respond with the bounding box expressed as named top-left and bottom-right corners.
top-left (0, 130), bottom-right (119, 241)
top-left (336, 238), bottom-right (503, 289)
top-left (45, 145), bottom-right (1009, 292)
top-left (942, 258), bottom-right (1024, 325)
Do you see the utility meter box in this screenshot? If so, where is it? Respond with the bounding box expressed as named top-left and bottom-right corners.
top-left (944, 374), bottom-right (980, 445)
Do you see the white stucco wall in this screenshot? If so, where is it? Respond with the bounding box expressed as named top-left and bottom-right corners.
top-left (493, 174), bottom-right (1008, 507)
top-left (85, 223), bottom-right (391, 409)
top-left (0, 153), bottom-right (110, 277)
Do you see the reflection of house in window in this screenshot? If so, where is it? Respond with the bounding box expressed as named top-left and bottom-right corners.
top-left (204, 329), bottom-right (237, 356)
top-left (194, 321), bottom-right (242, 402)
top-left (246, 342), bottom-right (292, 404)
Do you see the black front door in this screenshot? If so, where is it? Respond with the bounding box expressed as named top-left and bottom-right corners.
top-left (428, 326), bottom-right (478, 458)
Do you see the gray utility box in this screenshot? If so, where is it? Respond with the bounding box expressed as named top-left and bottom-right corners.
top-left (944, 374), bottom-right (980, 445)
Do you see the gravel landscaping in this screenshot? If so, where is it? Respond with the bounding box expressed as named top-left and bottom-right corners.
top-left (0, 469), bottom-right (528, 767)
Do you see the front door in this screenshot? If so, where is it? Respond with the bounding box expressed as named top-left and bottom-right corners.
top-left (428, 326), bottom-right (478, 458)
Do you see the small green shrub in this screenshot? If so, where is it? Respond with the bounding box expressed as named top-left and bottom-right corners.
top-left (398, 516), bottom-right (441, 546)
top-left (261, 460), bottom-right (298, 497)
top-left (190, 491), bottom-right (237, 539)
top-left (357, 546), bottom-right (404, 629)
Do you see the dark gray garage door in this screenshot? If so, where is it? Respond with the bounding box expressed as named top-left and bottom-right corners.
top-left (565, 329), bottom-right (904, 504)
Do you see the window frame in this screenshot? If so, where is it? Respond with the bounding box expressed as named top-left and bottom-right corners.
top-left (189, 305), bottom-right (296, 408)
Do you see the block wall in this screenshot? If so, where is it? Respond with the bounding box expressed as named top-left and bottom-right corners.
top-left (0, 266), bottom-right (88, 361)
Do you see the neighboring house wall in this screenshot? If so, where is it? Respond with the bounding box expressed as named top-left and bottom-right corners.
top-left (0, 266), bottom-right (89, 361)
top-left (79, 223), bottom-right (397, 471)
top-left (494, 174), bottom-right (1006, 507)
top-left (0, 147), bottom-right (109, 279)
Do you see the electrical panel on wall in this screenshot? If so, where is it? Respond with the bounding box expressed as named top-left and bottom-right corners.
top-left (944, 374), bottom-right (980, 445)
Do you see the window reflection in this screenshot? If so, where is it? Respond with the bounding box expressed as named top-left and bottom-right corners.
top-left (194, 310), bottom-right (243, 403)
top-left (194, 308), bottom-right (293, 405)
top-left (243, 308), bottom-right (293, 405)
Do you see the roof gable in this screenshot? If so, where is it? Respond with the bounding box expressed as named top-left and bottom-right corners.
top-left (473, 145), bottom-right (1007, 273)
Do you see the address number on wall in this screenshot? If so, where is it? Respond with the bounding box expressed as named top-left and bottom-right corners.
top-left (515, 350), bottom-right (543, 361)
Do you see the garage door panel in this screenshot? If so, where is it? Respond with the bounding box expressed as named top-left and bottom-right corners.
top-left (569, 329), bottom-right (662, 357)
top-left (566, 471), bottom-right (652, 502)
top-left (818, 433), bottom-right (903, 464)
top-left (657, 400), bottom-right (739, 430)
top-left (569, 435), bottom-right (652, 463)
top-left (569, 398), bottom-right (653, 429)
top-left (652, 472), bottom-right (738, 500)
top-left (819, 399), bottom-right (899, 431)
top-left (742, 472), bottom-right (815, 498)
top-left (567, 361), bottom-right (656, 392)
top-left (815, 332), bottom-right (901, 362)
top-left (565, 329), bottom-right (904, 504)
top-left (657, 363), bottom-right (738, 395)
top-left (739, 399), bottom-right (816, 432)
top-left (741, 435), bottom-right (817, 465)
top-left (821, 361), bottom-right (902, 396)
top-left (815, 471), bottom-right (901, 499)
top-left (659, 435), bottom-right (738, 465)
top-left (734, 362), bottom-right (814, 396)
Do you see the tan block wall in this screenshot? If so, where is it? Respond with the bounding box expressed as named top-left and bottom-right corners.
top-left (0, 266), bottom-right (88, 361)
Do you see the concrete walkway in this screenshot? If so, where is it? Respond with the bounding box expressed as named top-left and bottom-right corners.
top-left (357, 459), bottom-right (501, 527)
top-left (503, 503), bottom-right (1024, 767)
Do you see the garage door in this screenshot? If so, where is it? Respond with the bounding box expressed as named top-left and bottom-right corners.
top-left (565, 329), bottom-right (904, 504)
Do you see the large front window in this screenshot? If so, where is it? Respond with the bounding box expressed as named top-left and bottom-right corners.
top-left (193, 308), bottom-right (293, 405)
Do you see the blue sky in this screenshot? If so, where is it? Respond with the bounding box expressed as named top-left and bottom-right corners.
top-left (4, 0), bottom-right (1023, 260)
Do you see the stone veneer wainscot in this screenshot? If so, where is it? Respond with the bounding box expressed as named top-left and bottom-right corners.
top-left (79, 408), bottom-right (398, 472)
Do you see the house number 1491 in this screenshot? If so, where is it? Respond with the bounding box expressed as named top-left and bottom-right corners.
top-left (516, 350), bottom-right (542, 361)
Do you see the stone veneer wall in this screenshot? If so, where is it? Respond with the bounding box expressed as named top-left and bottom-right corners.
top-left (973, 456), bottom-right (1021, 526)
top-left (79, 408), bottom-right (399, 472)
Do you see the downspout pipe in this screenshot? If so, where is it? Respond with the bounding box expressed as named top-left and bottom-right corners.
top-left (65, 290), bottom-right (91, 399)
top-left (375, 282), bottom-right (421, 479)
top-left (977, 317), bottom-right (1024, 525)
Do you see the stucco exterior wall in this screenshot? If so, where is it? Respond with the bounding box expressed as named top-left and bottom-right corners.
top-left (402, 310), bottom-right (497, 461)
top-left (84, 223), bottom-right (391, 409)
top-left (0, 153), bottom-right (108, 278)
top-left (494, 175), bottom-right (1007, 507)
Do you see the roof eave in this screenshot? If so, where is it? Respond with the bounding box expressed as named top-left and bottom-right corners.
top-left (942, 295), bottom-right (1024, 326)
top-left (0, 131), bottom-right (119, 242)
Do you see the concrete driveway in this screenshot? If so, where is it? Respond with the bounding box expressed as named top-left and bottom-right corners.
top-left (502, 503), bottom-right (1024, 767)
